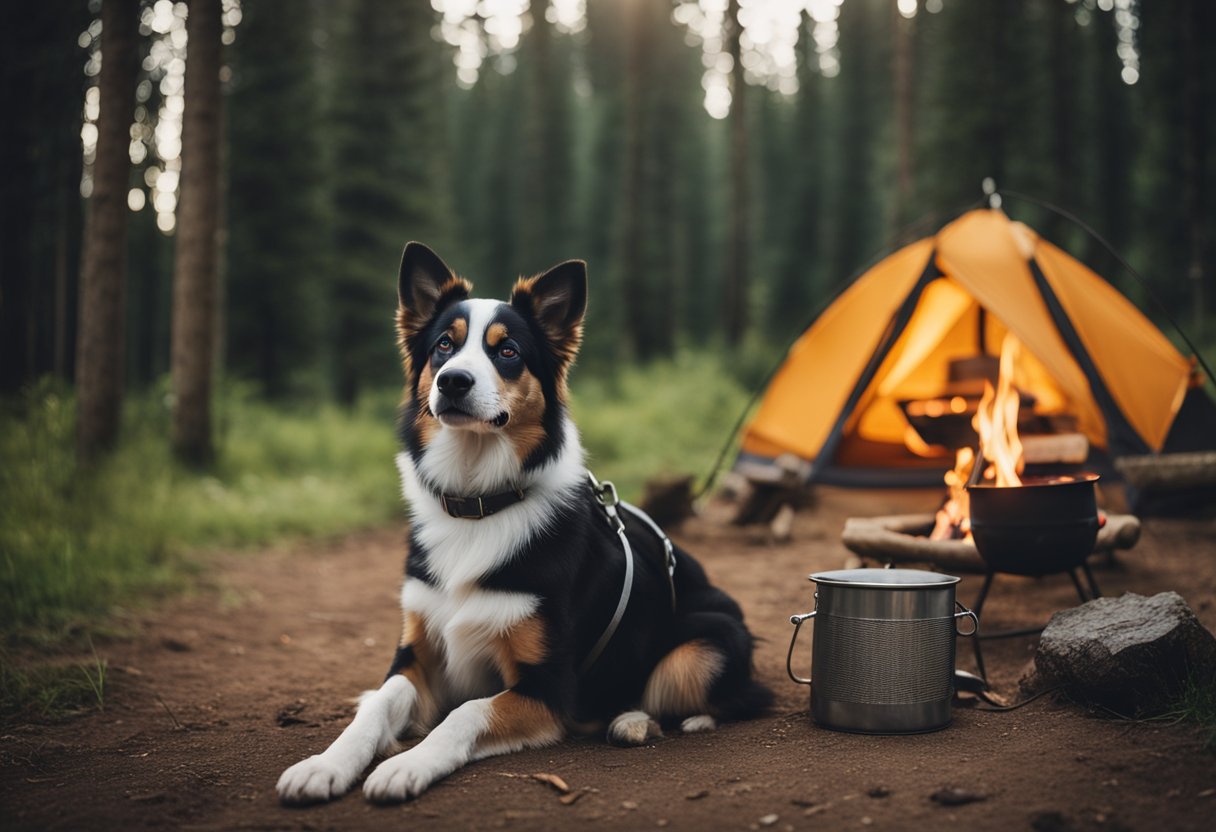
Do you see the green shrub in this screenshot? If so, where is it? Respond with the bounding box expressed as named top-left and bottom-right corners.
top-left (570, 352), bottom-right (753, 501)
top-left (0, 379), bottom-right (402, 641)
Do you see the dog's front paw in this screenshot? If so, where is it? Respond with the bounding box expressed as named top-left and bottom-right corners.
top-left (363, 749), bottom-right (452, 803)
top-left (277, 754), bottom-right (360, 805)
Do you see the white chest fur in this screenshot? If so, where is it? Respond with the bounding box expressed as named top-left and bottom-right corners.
top-left (394, 415), bottom-right (585, 589)
top-left (401, 579), bottom-right (538, 700)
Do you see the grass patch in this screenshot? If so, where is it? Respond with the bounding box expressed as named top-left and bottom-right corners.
top-left (0, 378), bottom-right (402, 643)
top-left (570, 352), bottom-right (753, 501)
top-left (1, 355), bottom-right (757, 717)
top-left (0, 648), bottom-right (109, 722)
top-left (1165, 676), bottom-right (1216, 752)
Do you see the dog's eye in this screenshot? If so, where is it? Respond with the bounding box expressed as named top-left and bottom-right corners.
top-left (498, 346), bottom-right (517, 360)
top-left (436, 336), bottom-right (454, 354)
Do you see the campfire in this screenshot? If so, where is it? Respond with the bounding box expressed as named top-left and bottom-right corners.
top-left (930, 333), bottom-right (1026, 541)
top-left (840, 327), bottom-right (1140, 592)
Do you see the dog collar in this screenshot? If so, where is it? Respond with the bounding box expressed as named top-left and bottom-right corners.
top-left (440, 488), bottom-right (526, 520)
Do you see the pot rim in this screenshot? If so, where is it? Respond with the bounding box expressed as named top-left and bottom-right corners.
top-left (809, 568), bottom-right (960, 589)
top-left (968, 472), bottom-right (1100, 490)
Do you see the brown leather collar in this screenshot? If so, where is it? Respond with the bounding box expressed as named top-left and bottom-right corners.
top-left (440, 488), bottom-right (526, 520)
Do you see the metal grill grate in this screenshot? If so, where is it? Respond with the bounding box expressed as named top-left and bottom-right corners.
top-left (813, 614), bottom-right (955, 705)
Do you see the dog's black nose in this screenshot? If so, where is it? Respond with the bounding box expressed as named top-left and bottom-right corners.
top-left (437, 369), bottom-right (474, 399)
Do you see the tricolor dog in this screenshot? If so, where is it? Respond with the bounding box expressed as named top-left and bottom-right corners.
top-left (277, 243), bottom-right (771, 804)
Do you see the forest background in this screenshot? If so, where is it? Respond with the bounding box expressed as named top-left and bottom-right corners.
top-left (2, 0), bottom-right (1215, 688)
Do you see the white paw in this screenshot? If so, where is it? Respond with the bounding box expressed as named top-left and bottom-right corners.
top-left (607, 710), bottom-right (663, 746)
top-left (681, 714), bottom-right (717, 733)
top-left (363, 749), bottom-right (452, 803)
top-left (277, 754), bottom-right (360, 804)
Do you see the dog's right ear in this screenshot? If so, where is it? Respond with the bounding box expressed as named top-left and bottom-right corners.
top-left (397, 242), bottom-right (470, 323)
top-left (396, 243), bottom-right (471, 376)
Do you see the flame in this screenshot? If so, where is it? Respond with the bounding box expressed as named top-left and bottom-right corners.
top-left (930, 447), bottom-right (973, 540)
top-left (975, 334), bottom-right (1024, 488)
top-left (929, 333), bottom-right (1026, 540)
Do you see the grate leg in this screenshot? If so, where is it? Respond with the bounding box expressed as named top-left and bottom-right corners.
top-left (1081, 562), bottom-right (1102, 599)
top-left (1068, 568), bottom-right (1090, 602)
top-left (970, 572), bottom-right (995, 682)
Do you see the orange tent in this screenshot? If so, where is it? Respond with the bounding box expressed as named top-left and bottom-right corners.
top-left (739, 209), bottom-right (1214, 486)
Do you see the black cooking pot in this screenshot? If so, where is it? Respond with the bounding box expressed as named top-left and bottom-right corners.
top-left (967, 474), bottom-right (1100, 577)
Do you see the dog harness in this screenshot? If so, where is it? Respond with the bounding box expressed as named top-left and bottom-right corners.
top-left (580, 472), bottom-right (678, 674)
top-left (436, 471), bottom-right (678, 673)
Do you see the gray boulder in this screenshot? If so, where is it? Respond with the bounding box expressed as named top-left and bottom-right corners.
top-left (1025, 591), bottom-right (1216, 714)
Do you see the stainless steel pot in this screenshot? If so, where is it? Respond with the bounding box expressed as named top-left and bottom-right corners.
top-left (786, 568), bottom-right (978, 734)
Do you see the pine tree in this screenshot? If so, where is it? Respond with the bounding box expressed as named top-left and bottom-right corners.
top-left (773, 11), bottom-right (825, 336)
top-left (170, 0), bottom-right (223, 464)
top-left (516, 0), bottom-right (575, 274)
top-left (329, 0), bottom-right (450, 403)
top-left (225, 0), bottom-right (325, 397)
top-left (722, 0), bottom-right (749, 346)
top-left (0, 2), bottom-right (90, 391)
top-left (75, 0), bottom-right (140, 460)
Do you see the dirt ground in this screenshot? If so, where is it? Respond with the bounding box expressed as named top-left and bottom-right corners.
top-left (2, 487), bottom-right (1215, 831)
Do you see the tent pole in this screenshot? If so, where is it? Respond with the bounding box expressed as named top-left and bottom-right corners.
top-left (807, 256), bottom-right (942, 484)
top-left (999, 189), bottom-right (1215, 389)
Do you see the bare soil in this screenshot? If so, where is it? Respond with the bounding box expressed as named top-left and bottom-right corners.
top-left (3, 487), bottom-right (1215, 831)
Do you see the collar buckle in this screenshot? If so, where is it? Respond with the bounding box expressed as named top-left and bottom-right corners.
top-left (441, 494), bottom-right (485, 519)
top-left (440, 489), bottom-right (525, 520)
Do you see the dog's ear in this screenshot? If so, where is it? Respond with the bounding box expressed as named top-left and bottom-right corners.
top-left (396, 243), bottom-right (471, 376)
top-left (397, 242), bottom-right (470, 322)
top-left (511, 260), bottom-right (587, 366)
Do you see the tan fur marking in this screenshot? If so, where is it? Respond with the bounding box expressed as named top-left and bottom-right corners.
top-left (396, 609), bottom-right (442, 733)
top-left (413, 363), bottom-right (438, 447)
top-left (501, 369), bottom-right (547, 462)
top-left (450, 317), bottom-right (468, 347)
top-left (491, 615), bottom-right (548, 689)
top-left (485, 322), bottom-right (508, 347)
top-left (477, 691), bottom-right (562, 754)
top-left (640, 640), bottom-right (726, 718)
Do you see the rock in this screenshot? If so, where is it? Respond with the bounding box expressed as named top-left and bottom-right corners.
top-left (866, 786), bottom-right (891, 799)
top-left (1023, 592), bottom-right (1216, 715)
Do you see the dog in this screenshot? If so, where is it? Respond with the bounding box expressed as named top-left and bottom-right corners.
top-left (277, 243), bottom-right (772, 804)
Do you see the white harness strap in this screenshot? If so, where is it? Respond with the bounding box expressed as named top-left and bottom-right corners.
top-left (580, 473), bottom-right (677, 675)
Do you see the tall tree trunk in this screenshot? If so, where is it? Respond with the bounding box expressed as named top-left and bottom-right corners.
top-left (620, 0), bottom-right (650, 358)
top-left (891, 0), bottom-right (915, 239)
top-left (75, 0), bottom-right (139, 461)
top-left (1047, 0), bottom-right (1077, 241)
top-left (171, 0), bottom-right (222, 464)
top-left (723, 0), bottom-right (749, 346)
top-left (1181, 0), bottom-right (1206, 336)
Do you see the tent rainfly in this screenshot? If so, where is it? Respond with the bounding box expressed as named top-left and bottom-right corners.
top-left (738, 208), bottom-right (1216, 487)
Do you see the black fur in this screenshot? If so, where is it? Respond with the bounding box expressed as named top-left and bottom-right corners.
top-left (393, 258), bottom-right (771, 733)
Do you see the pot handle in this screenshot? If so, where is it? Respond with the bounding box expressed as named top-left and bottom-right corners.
top-left (954, 601), bottom-right (979, 637)
top-left (786, 612), bottom-right (816, 685)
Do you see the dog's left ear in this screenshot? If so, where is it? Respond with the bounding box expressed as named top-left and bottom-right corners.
top-left (512, 260), bottom-right (588, 363)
